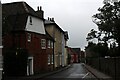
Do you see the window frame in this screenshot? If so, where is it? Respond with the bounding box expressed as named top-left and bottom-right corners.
top-left (29, 16), bottom-right (32, 25)
top-left (51, 54), bottom-right (53, 64)
top-left (48, 40), bottom-right (51, 48)
top-left (48, 54), bottom-right (50, 65)
top-left (27, 33), bottom-right (31, 42)
top-left (41, 39), bottom-right (46, 49)
top-left (51, 41), bottom-right (53, 48)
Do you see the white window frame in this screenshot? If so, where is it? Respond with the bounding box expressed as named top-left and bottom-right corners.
top-left (48, 54), bottom-right (50, 65)
top-left (48, 40), bottom-right (51, 48)
top-left (51, 54), bottom-right (53, 64)
top-left (27, 57), bottom-right (34, 75)
top-left (41, 39), bottom-right (46, 49)
top-left (51, 41), bottom-right (53, 48)
top-left (28, 33), bottom-right (31, 42)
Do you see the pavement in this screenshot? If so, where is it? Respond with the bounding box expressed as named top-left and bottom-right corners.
top-left (3, 63), bottom-right (113, 80)
top-left (3, 65), bottom-right (72, 80)
top-left (82, 63), bottom-right (113, 80)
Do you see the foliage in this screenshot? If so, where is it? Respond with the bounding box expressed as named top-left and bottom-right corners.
top-left (86, 1), bottom-right (120, 57)
top-left (85, 42), bottom-right (109, 57)
top-left (92, 1), bottom-right (120, 48)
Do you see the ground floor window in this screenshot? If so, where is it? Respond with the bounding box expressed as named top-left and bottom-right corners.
top-left (48, 54), bottom-right (50, 65)
top-left (51, 54), bottom-right (54, 64)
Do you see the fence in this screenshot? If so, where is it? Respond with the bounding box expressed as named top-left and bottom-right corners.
top-left (86, 57), bottom-right (120, 80)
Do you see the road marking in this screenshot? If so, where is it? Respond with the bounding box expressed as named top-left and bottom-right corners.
top-left (82, 72), bottom-right (89, 78)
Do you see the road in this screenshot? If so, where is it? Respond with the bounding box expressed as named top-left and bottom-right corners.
top-left (43, 63), bottom-right (96, 79)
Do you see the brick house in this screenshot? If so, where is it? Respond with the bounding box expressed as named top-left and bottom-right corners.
top-left (2, 1), bottom-right (54, 76)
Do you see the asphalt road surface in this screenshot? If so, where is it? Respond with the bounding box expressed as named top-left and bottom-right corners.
top-left (44, 63), bottom-right (97, 79)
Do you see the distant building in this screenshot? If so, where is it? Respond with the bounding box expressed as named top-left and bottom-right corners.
top-left (67, 47), bottom-right (81, 63)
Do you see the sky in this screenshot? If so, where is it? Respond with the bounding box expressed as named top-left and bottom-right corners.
top-left (2, 0), bottom-right (104, 50)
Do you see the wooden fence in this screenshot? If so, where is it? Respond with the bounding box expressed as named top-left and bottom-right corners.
top-left (86, 57), bottom-right (120, 80)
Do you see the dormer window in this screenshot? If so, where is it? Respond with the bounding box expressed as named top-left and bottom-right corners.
top-left (29, 16), bottom-right (32, 25)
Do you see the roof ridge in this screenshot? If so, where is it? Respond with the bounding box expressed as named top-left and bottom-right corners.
top-left (22, 2), bottom-right (29, 13)
top-left (2, 1), bottom-right (25, 4)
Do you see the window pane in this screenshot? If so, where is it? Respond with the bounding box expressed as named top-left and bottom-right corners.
top-left (41, 39), bottom-right (46, 49)
top-left (28, 33), bottom-right (31, 42)
top-left (48, 40), bottom-right (50, 48)
top-left (51, 41), bottom-right (53, 48)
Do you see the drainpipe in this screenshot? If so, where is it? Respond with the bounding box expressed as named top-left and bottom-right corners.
top-left (53, 41), bottom-right (55, 70)
top-left (53, 27), bottom-right (55, 70)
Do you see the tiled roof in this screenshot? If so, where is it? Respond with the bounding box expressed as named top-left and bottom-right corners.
top-left (2, 1), bottom-right (37, 17)
top-left (2, 14), bottom-right (28, 35)
top-left (44, 19), bottom-right (65, 33)
top-left (2, 1), bottom-right (44, 35)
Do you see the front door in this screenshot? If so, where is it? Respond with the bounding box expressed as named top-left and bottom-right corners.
top-left (27, 57), bottom-right (34, 75)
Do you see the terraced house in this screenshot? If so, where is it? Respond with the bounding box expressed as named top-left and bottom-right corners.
top-left (2, 1), bottom-right (54, 76)
top-left (45, 18), bottom-right (69, 69)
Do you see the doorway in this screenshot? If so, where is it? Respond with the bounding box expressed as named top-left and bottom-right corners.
top-left (27, 57), bottom-right (34, 75)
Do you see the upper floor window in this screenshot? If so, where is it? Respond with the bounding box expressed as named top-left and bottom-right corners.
top-left (41, 39), bottom-right (46, 49)
top-left (51, 54), bottom-right (53, 64)
top-left (51, 41), bottom-right (53, 48)
top-left (29, 16), bottom-right (32, 25)
top-left (28, 33), bottom-right (31, 42)
top-left (48, 40), bottom-right (51, 48)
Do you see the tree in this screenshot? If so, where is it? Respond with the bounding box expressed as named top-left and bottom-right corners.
top-left (85, 42), bottom-right (108, 57)
top-left (86, 29), bottom-right (102, 43)
top-left (92, 1), bottom-right (120, 49)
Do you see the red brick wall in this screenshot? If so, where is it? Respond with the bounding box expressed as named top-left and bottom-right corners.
top-left (3, 31), bottom-right (53, 74)
top-left (25, 32), bottom-right (48, 73)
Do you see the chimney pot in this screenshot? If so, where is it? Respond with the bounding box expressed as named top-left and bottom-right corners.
top-left (40, 6), bottom-right (42, 10)
top-left (48, 17), bottom-right (50, 20)
top-left (37, 6), bottom-right (39, 11)
top-left (50, 18), bottom-right (51, 21)
top-left (51, 18), bottom-right (54, 22)
top-left (52, 18), bottom-right (54, 21)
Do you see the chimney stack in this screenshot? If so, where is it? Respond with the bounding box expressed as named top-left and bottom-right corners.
top-left (48, 17), bottom-right (50, 20)
top-left (37, 6), bottom-right (39, 11)
top-left (40, 6), bottom-right (42, 10)
top-left (36, 6), bottom-right (44, 19)
top-left (52, 18), bottom-right (54, 22)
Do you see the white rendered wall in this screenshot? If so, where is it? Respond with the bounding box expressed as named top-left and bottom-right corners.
top-left (26, 16), bottom-right (46, 34)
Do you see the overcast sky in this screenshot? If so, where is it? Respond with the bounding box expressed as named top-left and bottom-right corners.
top-left (2, 0), bottom-right (104, 50)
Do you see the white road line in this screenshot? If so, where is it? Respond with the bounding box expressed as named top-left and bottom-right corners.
top-left (82, 72), bottom-right (89, 78)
